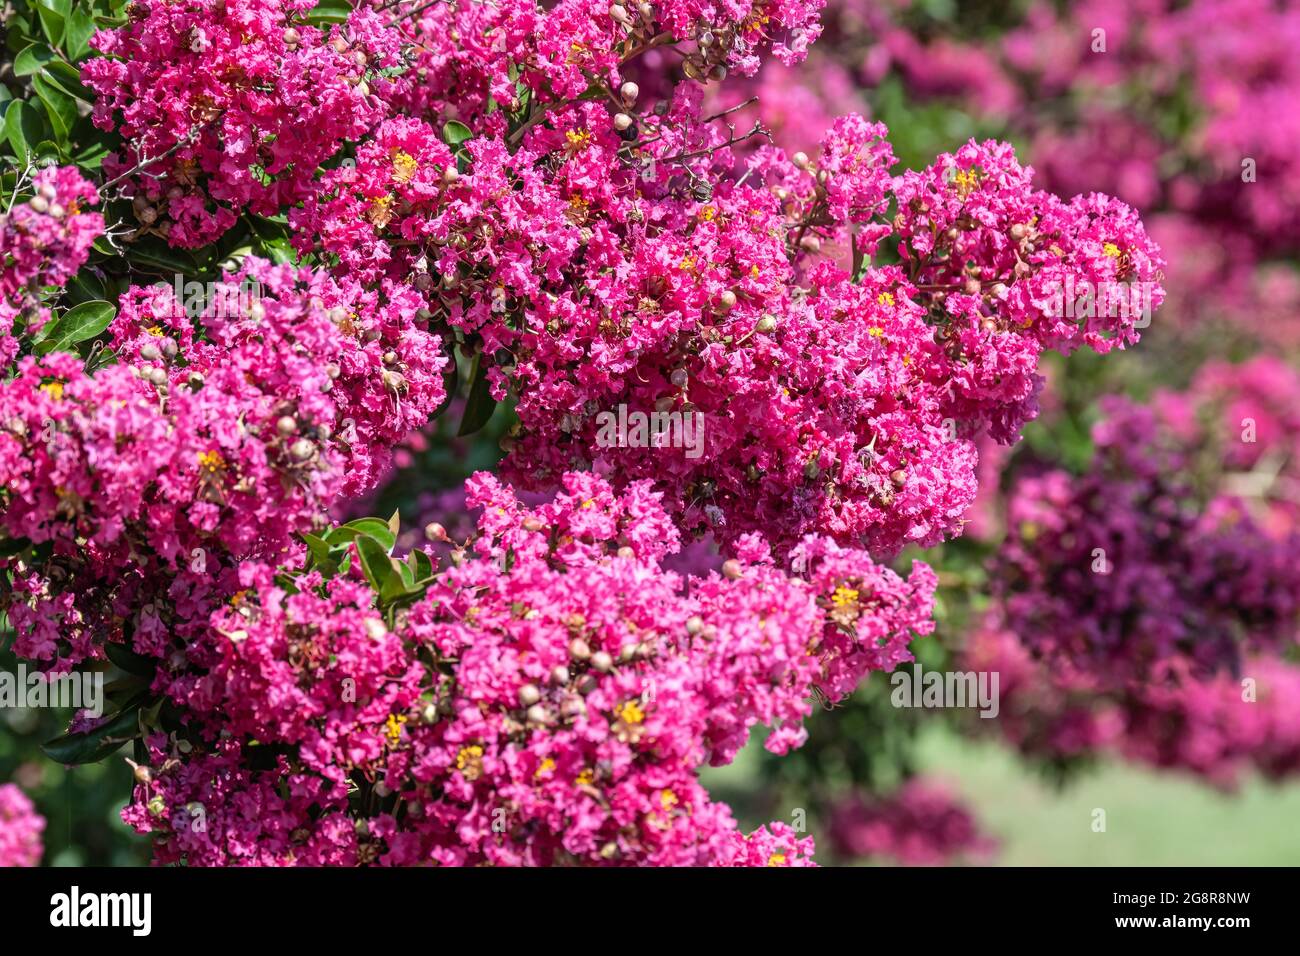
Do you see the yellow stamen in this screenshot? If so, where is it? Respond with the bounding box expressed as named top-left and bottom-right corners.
top-left (384, 713), bottom-right (407, 747)
top-left (197, 449), bottom-right (225, 472)
top-left (616, 700), bottom-right (645, 725)
top-left (831, 585), bottom-right (860, 608)
top-left (391, 149), bottom-right (419, 184)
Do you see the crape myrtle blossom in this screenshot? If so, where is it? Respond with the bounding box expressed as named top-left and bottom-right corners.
top-left (0, 166), bottom-right (104, 303)
top-left (379, 0), bottom-right (827, 127)
top-left (967, 358), bottom-right (1300, 785)
top-left (1, 0), bottom-right (1169, 867)
top-left (0, 166), bottom-right (104, 368)
top-left (125, 472), bottom-right (929, 865)
top-left (0, 783), bottom-right (45, 867)
top-left (294, 95), bottom-right (1163, 557)
top-left (82, 0), bottom-right (406, 247)
top-left (991, 368), bottom-right (1300, 682)
top-left (0, 258), bottom-right (445, 669)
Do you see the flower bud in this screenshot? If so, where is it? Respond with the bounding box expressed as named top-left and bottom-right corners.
top-left (518, 684), bottom-right (541, 706)
top-left (756, 314), bottom-right (777, 334)
top-left (591, 650), bottom-right (614, 673)
top-left (721, 559), bottom-right (743, 580)
top-left (290, 438), bottom-right (314, 461)
top-left (277, 415), bottom-right (297, 435)
top-left (619, 81), bottom-right (639, 104)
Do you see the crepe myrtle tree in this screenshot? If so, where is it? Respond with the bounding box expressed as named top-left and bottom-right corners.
top-left (0, 0), bottom-right (1163, 865)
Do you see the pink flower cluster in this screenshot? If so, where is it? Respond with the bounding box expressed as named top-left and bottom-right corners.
top-left (2, 0), bottom-right (1171, 867)
top-left (0, 783), bottom-right (45, 867)
top-left (0, 166), bottom-right (103, 301)
top-left (968, 357), bottom-right (1300, 784)
top-left (827, 776), bottom-right (998, 865)
top-left (0, 259), bottom-right (444, 669)
top-left (124, 472), bottom-right (928, 865)
top-left (382, 0), bottom-right (825, 128)
top-left (0, 166), bottom-right (104, 367)
top-left (810, 0), bottom-right (1300, 343)
top-left (294, 93), bottom-right (1162, 557)
top-left (82, 0), bottom-right (405, 246)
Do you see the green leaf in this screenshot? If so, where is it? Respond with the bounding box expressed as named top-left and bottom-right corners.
top-left (442, 120), bottom-right (473, 147)
top-left (324, 518), bottom-right (397, 553)
top-left (354, 533), bottom-right (398, 596)
top-left (64, 8), bottom-right (96, 60)
top-left (34, 300), bottom-right (116, 354)
top-left (31, 73), bottom-right (77, 141)
top-left (13, 43), bottom-right (57, 77)
top-left (105, 642), bottom-right (157, 678)
top-left (409, 548), bottom-right (433, 581)
top-left (4, 99), bottom-right (45, 161)
top-left (44, 60), bottom-right (95, 102)
top-left (302, 532), bottom-right (333, 566)
top-left (124, 235), bottom-right (199, 276)
top-left (304, 1), bottom-right (352, 24)
top-left (457, 351), bottom-right (497, 436)
top-left (73, 137), bottom-right (110, 170)
top-left (35, 1), bottom-right (66, 47)
top-left (64, 271), bottom-right (107, 305)
top-left (42, 698), bottom-right (146, 766)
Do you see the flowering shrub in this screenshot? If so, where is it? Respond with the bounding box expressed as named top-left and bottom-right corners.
top-left (0, 0), bottom-right (1191, 867)
top-left (966, 358), bottom-right (1300, 786)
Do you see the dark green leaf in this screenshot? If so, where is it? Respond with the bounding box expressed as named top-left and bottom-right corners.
top-left (105, 641), bottom-right (157, 678)
top-left (123, 235), bottom-right (199, 276)
top-left (35, 1), bottom-right (66, 47)
top-left (4, 99), bottom-right (46, 161)
top-left (34, 300), bottom-right (115, 354)
top-left (304, 1), bottom-right (352, 23)
top-left (64, 8), bottom-right (97, 60)
top-left (42, 698), bottom-right (146, 766)
top-left (31, 73), bottom-right (77, 141)
top-left (457, 351), bottom-right (497, 436)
